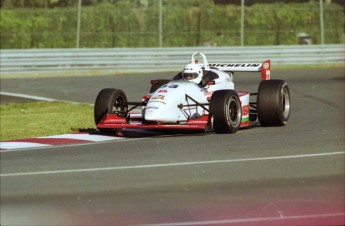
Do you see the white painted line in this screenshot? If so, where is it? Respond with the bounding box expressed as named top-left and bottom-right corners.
top-left (0, 91), bottom-right (84, 105)
top-left (0, 142), bottom-right (51, 150)
top-left (1, 151), bottom-right (343, 177)
top-left (1, 91), bottom-right (58, 102)
top-left (38, 133), bottom-right (124, 142)
top-left (135, 212), bottom-right (345, 226)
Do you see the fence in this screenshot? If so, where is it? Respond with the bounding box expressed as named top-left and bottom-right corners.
top-left (0, 45), bottom-right (344, 74)
top-left (1, 1), bottom-right (344, 49)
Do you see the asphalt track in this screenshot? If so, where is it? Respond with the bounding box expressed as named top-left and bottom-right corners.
top-left (1, 67), bottom-right (344, 226)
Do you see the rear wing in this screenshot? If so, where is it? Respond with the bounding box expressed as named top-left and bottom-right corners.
top-left (190, 52), bottom-right (270, 80)
top-left (208, 60), bottom-right (271, 80)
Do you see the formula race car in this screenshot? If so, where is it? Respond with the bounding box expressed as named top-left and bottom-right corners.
top-left (94, 52), bottom-right (290, 134)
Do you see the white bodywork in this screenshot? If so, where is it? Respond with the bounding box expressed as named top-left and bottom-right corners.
top-left (144, 52), bottom-right (252, 124)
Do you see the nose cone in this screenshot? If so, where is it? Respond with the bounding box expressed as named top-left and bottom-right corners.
top-left (144, 83), bottom-right (184, 122)
top-left (145, 106), bottom-right (182, 123)
top-left (144, 105), bottom-right (161, 120)
top-left (144, 81), bottom-right (205, 123)
top-left (144, 98), bottom-right (180, 123)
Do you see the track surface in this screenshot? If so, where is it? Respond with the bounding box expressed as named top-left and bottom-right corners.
top-left (1, 68), bottom-right (344, 225)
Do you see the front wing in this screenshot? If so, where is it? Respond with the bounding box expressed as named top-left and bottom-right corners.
top-left (96, 114), bottom-right (210, 131)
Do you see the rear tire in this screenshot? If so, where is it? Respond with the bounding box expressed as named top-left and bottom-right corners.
top-left (94, 88), bottom-right (128, 132)
top-left (257, 80), bottom-right (291, 126)
top-left (209, 90), bottom-right (242, 133)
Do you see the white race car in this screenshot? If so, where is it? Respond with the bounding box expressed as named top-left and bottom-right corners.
top-left (94, 52), bottom-right (290, 134)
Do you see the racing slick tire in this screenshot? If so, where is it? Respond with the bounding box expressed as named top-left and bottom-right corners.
top-left (94, 88), bottom-right (128, 132)
top-left (257, 79), bottom-right (291, 127)
top-left (150, 79), bottom-right (170, 93)
top-left (209, 90), bottom-right (242, 134)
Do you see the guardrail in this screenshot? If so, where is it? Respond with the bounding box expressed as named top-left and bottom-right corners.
top-left (1, 45), bottom-right (344, 73)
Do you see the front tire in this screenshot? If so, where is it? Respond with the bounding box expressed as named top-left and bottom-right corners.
top-left (257, 79), bottom-right (291, 126)
top-left (209, 90), bottom-right (242, 133)
top-left (94, 88), bottom-right (128, 132)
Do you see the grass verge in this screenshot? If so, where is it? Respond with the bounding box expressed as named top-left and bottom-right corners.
top-left (0, 101), bottom-right (95, 141)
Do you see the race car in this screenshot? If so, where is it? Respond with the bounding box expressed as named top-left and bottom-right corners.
top-left (94, 52), bottom-right (290, 134)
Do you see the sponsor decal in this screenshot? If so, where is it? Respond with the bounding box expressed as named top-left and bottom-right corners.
top-left (161, 84), bottom-right (178, 88)
top-left (187, 115), bottom-right (208, 125)
top-left (146, 106), bottom-right (159, 110)
top-left (264, 70), bottom-right (271, 80)
top-left (149, 100), bottom-right (166, 105)
top-left (261, 61), bottom-right (270, 80)
top-left (242, 105), bottom-right (249, 116)
top-left (158, 89), bottom-right (167, 93)
top-left (151, 95), bottom-right (165, 100)
top-left (168, 84), bottom-right (179, 88)
top-left (203, 91), bottom-right (213, 96)
top-left (209, 63), bottom-right (260, 68)
top-left (204, 90), bottom-right (213, 102)
top-left (108, 118), bottom-right (126, 123)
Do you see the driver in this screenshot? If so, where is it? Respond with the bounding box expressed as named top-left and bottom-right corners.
top-left (182, 63), bottom-right (203, 84)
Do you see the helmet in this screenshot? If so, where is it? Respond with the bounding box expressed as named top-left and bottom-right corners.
top-left (182, 63), bottom-right (203, 84)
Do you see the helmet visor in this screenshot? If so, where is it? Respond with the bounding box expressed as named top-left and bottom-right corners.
top-left (183, 73), bottom-right (198, 80)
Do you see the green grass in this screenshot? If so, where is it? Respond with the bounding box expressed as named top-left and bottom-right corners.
top-left (0, 101), bottom-right (95, 141)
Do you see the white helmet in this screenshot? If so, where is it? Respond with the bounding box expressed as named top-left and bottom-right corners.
top-left (182, 63), bottom-right (203, 84)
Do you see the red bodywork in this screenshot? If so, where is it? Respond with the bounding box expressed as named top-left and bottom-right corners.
top-left (97, 114), bottom-right (210, 131)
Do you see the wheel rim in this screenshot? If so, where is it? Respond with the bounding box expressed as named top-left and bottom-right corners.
top-left (226, 96), bottom-right (241, 126)
top-left (113, 95), bottom-right (127, 117)
top-left (281, 85), bottom-right (290, 119)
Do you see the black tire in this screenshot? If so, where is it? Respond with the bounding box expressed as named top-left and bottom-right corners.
top-left (150, 79), bottom-right (170, 93)
top-left (257, 79), bottom-right (291, 127)
top-left (94, 88), bottom-right (128, 132)
top-left (209, 90), bottom-right (242, 133)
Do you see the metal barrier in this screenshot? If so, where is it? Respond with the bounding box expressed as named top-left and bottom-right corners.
top-left (1, 45), bottom-right (344, 73)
